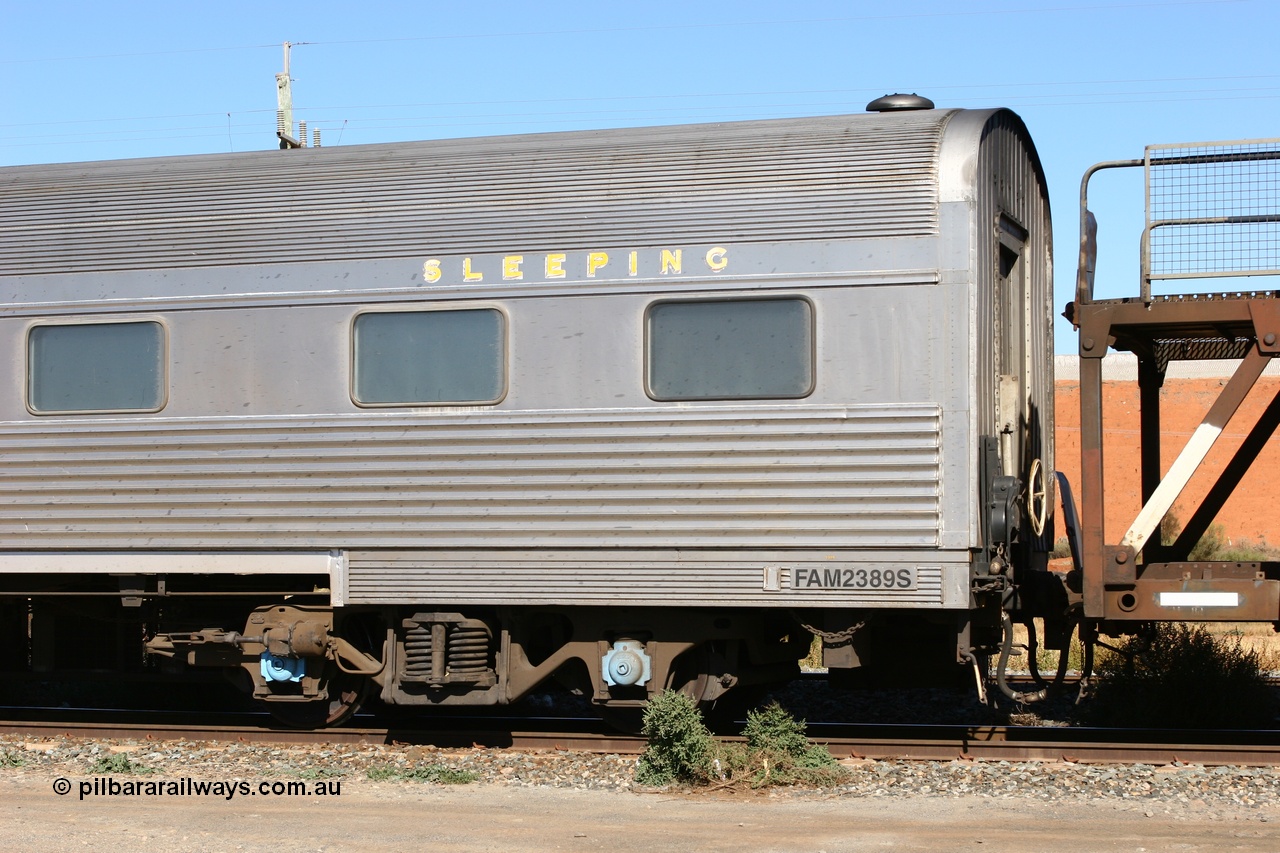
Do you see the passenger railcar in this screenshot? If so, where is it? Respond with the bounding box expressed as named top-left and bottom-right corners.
top-left (0, 102), bottom-right (1055, 724)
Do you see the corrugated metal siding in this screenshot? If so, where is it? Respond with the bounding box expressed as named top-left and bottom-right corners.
top-left (345, 556), bottom-right (948, 607)
top-left (0, 112), bottom-right (948, 276)
top-left (0, 405), bottom-right (941, 549)
top-left (973, 111), bottom-right (1054, 503)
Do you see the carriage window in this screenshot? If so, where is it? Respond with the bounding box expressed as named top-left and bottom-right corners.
top-left (647, 298), bottom-right (813, 400)
top-left (353, 308), bottom-right (505, 405)
top-left (28, 321), bottom-right (166, 414)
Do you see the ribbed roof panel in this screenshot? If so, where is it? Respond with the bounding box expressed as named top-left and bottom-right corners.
top-left (0, 112), bottom-right (950, 275)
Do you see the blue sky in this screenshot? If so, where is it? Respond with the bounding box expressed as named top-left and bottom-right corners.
top-left (3, 1), bottom-right (1276, 352)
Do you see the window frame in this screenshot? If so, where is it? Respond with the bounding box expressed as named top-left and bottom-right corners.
top-left (25, 318), bottom-right (170, 416)
top-left (643, 295), bottom-right (817, 402)
top-left (349, 304), bottom-right (509, 408)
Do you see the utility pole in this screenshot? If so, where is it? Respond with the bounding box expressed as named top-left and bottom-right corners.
top-left (276, 42), bottom-right (303, 149)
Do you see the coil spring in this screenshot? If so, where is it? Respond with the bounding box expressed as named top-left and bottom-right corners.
top-left (402, 621), bottom-right (493, 680)
top-left (403, 624), bottom-right (435, 677)
top-left (447, 624), bottom-right (493, 678)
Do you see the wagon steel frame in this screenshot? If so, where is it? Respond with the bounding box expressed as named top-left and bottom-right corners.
top-left (1067, 139), bottom-right (1280, 623)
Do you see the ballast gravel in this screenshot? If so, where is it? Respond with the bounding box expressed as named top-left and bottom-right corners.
top-left (3, 733), bottom-right (1279, 811)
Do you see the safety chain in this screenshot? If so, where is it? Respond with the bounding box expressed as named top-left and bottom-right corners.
top-left (796, 618), bottom-right (868, 647)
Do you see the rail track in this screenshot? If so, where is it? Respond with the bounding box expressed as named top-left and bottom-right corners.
top-left (2, 708), bottom-right (1278, 767)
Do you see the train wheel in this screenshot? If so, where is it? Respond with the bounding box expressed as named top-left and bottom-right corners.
top-left (267, 666), bottom-right (369, 729)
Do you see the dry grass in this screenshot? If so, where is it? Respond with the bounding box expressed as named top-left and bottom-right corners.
top-left (804, 620), bottom-right (1280, 676)
top-left (1009, 620), bottom-right (1088, 674)
top-left (1204, 622), bottom-right (1280, 672)
top-left (801, 635), bottom-right (824, 671)
top-left (1010, 620), bottom-right (1280, 674)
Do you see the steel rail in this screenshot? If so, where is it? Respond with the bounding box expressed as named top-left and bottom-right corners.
top-left (2, 713), bottom-right (1279, 766)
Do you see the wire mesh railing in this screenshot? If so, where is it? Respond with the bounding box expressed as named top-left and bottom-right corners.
top-left (1142, 138), bottom-right (1280, 300)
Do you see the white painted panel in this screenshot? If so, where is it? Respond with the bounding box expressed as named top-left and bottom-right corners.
top-left (0, 552), bottom-right (336, 575)
top-left (1158, 592), bottom-right (1241, 608)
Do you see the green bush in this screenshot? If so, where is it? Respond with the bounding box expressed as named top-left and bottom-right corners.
top-left (635, 690), bottom-right (716, 786)
top-left (1157, 511), bottom-right (1229, 558)
top-left (1156, 512), bottom-right (1271, 561)
top-left (1186, 523), bottom-right (1228, 562)
top-left (634, 692), bottom-right (845, 789)
top-left (1216, 539), bottom-right (1280, 562)
top-left (1086, 623), bottom-right (1278, 728)
top-left (741, 702), bottom-right (843, 787)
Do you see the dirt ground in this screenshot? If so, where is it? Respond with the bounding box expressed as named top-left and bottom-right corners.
top-left (1, 775), bottom-right (1277, 853)
top-left (1055, 376), bottom-right (1280, 548)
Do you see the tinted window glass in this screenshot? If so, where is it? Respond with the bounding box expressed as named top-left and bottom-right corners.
top-left (353, 309), bottom-right (505, 405)
top-left (647, 298), bottom-right (813, 400)
top-left (28, 321), bottom-right (166, 413)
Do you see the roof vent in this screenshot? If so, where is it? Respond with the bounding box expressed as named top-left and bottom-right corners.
top-left (866, 93), bottom-right (935, 112)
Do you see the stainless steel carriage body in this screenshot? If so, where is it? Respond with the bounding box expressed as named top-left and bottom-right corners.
top-left (0, 108), bottom-right (1052, 618)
